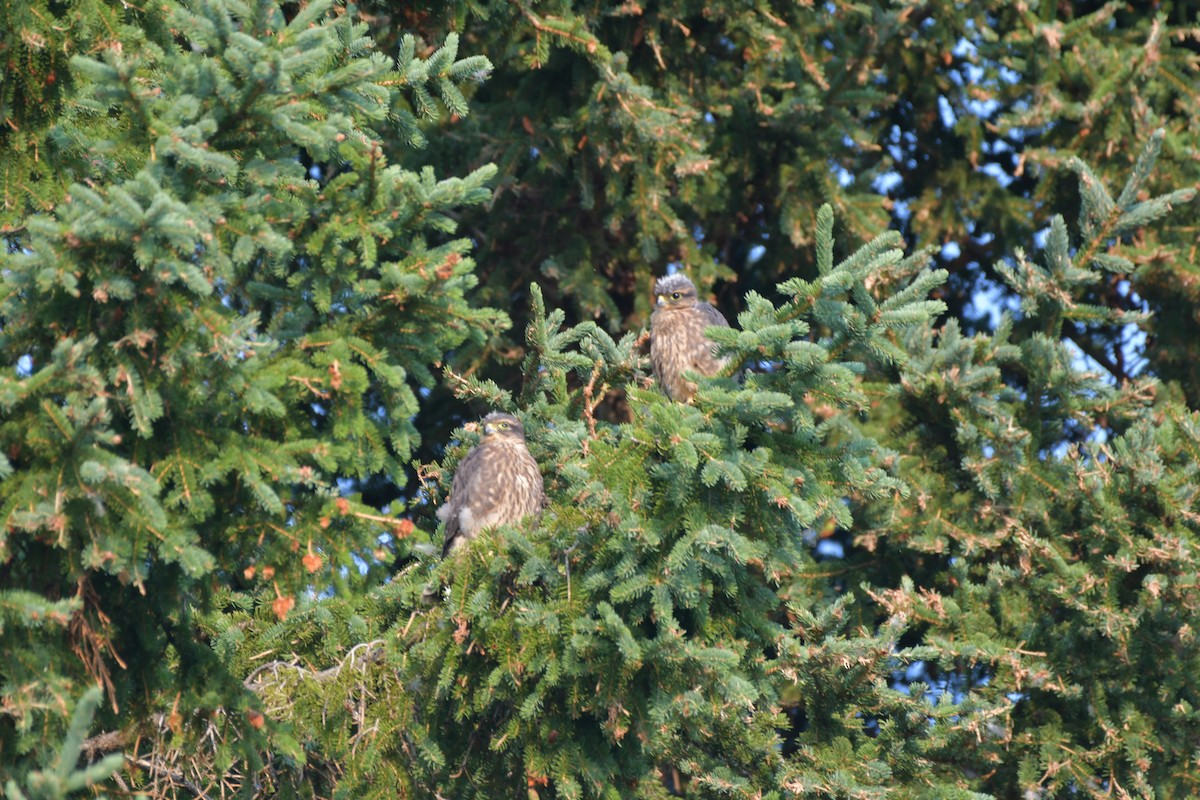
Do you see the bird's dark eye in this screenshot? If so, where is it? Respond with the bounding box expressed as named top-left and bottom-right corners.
top-left (498, 422), bottom-right (510, 429)
top-left (671, 292), bottom-right (681, 299)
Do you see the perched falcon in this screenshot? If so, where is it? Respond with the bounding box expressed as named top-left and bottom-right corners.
top-left (649, 274), bottom-right (731, 403)
top-left (436, 412), bottom-right (545, 557)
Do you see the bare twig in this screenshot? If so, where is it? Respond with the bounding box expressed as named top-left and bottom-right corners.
top-left (581, 359), bottom-right (605, 451)
top-left (126, 756), bottom-right (208, 797)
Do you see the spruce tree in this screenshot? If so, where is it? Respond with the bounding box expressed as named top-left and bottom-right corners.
top-left (1, 0), bottom-right (499, 786)
top-left (3, 1), bottom-right (1199, 799)
top-left (861, 132), bottom-right (1200, 799)
top-left (3, 689), bottom-right (122, 800)
top-left (354, 1), bottom-right (1200, 417)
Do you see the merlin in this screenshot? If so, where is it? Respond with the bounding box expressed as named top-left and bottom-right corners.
top-left (437, 412), bottom-right (545, 556)
top-left (649, 274), bottom-right (731, 402)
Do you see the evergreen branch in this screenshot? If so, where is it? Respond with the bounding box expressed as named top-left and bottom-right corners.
top-left (815, 203), bottom-right (834, 276)
top-left (520, 10), bottom-right (609, 64)
top-left (1116, 127), bottom-right (1164, 211)
top-left (4, 688), bottom-right (123, 800)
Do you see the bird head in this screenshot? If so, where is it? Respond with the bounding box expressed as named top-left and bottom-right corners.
top-left (480, 412), bottom-right (526, 441)
top-left (654, 274), bottom-right (699, 309)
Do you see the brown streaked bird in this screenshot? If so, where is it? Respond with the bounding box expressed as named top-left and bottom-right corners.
top-left (436, 412), bottom-right (545, 557)
top-left (649, 274), bottom-right (731, 403)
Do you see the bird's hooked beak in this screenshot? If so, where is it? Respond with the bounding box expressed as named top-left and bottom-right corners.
top-left (483, 421), bottom-right (497, 436)
top-left (655, 293), bottom-right (667, 306)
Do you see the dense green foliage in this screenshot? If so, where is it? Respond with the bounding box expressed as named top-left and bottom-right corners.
top-left (1, 0), bottom-right (502, 783)
top-left (2, 1), bottom-right (1198, 798)
top-left (367, 0), bottom-right (1200, 415)
top-left (4, 689), bottom-right (121, 800)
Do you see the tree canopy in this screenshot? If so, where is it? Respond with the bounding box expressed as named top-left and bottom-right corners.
top-left (2, 1), bottom-right (1198, 798)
